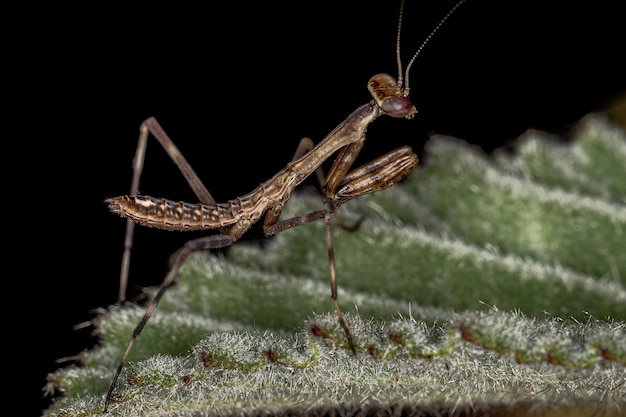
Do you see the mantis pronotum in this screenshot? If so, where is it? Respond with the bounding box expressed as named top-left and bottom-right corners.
top-left (104, 0), bottom-right (467, 410)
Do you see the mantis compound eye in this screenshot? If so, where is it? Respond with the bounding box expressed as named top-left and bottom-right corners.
top-left (381, 96), bottom-right (417, 119)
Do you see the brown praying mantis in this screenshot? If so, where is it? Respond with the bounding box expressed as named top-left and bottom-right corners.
top-left (104, 0), bottom-right (467, 410)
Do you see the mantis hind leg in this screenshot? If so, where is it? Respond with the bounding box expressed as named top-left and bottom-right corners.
top-left (117, 117), bottom-right (217, 303)
top-left (105, 233), bottom-right (233, 411)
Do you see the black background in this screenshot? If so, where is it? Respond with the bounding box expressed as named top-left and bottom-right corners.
top-left (19, 1), bottom-right (624, 415)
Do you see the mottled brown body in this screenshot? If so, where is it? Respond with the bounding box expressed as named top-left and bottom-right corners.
top-left (107, 102), bottom-right (394, 242)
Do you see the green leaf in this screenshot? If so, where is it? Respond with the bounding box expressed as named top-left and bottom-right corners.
top-left (44, 114), bottom-right (626, 417)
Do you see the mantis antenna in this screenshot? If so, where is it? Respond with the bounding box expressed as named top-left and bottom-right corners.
top-left (396, 0), bottom-right (468, 94)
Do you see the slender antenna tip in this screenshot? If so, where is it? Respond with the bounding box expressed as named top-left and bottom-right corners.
top-left (401, 0), bottom-right (468, 92)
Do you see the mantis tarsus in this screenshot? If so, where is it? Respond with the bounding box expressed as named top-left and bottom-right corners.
top-left (104, 0), bottom-right (467, 410)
